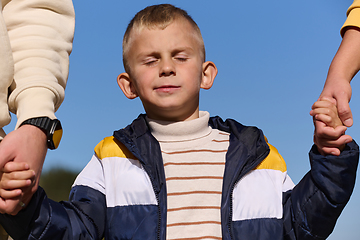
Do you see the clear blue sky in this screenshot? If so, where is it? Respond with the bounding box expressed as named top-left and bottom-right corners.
top-left (8, 0), bottom-right (360, 238)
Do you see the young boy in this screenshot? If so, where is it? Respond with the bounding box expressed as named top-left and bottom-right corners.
top-left (0, 4), bottom-right (358, 240)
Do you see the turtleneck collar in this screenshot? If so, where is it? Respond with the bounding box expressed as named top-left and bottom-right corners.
top-left (147, 111), bottom-right (212, 142)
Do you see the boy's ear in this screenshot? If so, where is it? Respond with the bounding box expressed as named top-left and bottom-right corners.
top-left (117, 73), bottom-right (139, 99)
top-left (200, 61), bottom-right (217, 90)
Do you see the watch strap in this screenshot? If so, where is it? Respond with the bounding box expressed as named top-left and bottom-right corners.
top-left (21, 117), bottom-right (62, 150)
top-left (22, 117), bottom-right (53, 132)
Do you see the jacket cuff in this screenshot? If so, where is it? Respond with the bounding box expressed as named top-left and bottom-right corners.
top-left (309, 140), bottom-right (359, 204)
top-left (0, 188), bottom-right (45, 239)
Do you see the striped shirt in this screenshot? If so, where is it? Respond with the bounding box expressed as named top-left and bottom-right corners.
top-left (148, 111), bottom-right (229, 240)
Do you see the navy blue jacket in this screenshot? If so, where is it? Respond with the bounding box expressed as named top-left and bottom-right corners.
top-left (0, 115), bottom-right (358, 240)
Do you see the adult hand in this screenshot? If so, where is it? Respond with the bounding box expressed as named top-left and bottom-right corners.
top-left (0, 125), bottom-right (47, 215)
top-left (311, 97), bottom-right (352, 155)
top-left (319, 78), bottom-right (352, 127)
top-left (317, 27), bottom-right (360, 127)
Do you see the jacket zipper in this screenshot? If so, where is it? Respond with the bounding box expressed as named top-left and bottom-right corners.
top-left (115, 123), bottom-right (164, 240)
top-left (155, 185), bottom-right (161, 240)
top-left (228, 150), bottom-right (269, 240)
top-left (228, 183), bottom-right (235, 240)
top-left (142, 164), bottom-right (162, 240)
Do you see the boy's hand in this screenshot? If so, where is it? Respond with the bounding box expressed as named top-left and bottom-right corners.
top-left (310, 97), bottom-right (352, 156)
top-left (0, 162), bottom-right (34, 215)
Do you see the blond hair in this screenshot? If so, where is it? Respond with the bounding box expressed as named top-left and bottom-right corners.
top-left (122, 4), bottom-right (205, 73)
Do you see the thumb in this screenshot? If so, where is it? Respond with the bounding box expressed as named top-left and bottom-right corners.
top-left (337, 98), bottom-right (353, 127)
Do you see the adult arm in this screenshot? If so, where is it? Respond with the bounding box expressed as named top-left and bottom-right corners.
top-left (0, 0), bottom-right (75, 214)
top-left (0, 124), bottom-right (46, 214)
top-left (320, 28), bottom-right (360, 127)
top-left (319, 0), bottom-right (360, 127)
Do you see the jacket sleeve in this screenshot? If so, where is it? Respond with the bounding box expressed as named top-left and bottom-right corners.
top-left (283, 140), bottom-right (359, 240)
top-left (341, 0), bottom-right (360, 36)
top-left (3, 0), bottom-right (75, 127)
top-left (0, 154), bottom-right (107, 240)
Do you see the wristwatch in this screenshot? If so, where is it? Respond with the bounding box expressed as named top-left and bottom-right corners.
top-left (20, 117), bottom-right (63, 150)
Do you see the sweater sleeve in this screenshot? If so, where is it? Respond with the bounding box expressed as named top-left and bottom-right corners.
top-left (341, 0), bottom-right (360, 36)
top-left (2, 0), bottom-right (75, 127)
top-left (283, 141), bottom-right (359, 240)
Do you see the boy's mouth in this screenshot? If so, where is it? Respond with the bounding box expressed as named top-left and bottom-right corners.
top-left (155, 85), bottom-right (180, 93)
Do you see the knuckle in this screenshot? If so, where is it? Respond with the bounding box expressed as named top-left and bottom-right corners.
top-left (338, 108), bottom-right (351, 116)
top-left (1, 182), bottom-right (9, 189)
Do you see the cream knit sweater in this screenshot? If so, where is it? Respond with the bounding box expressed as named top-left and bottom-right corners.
top-left (148, 111), bottom-right (229, 240)
top-left (0, 0), bottom-right (74, 136)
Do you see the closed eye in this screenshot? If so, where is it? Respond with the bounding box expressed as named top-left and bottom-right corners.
top-left (143, 58), bottom-right (158, 66)
top-left (175, 57), bottom-right (188, 62)
top-left (173, 49), bottom-right (191, 62)
top-left (174, 53), bottom-right (189, 62)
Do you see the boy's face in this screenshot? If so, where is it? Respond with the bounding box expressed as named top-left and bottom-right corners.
top-left (118, 19), bottom-right (217, 121)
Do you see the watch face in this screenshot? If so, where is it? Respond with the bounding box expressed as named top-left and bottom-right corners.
top-left (48, 120), bottom-right (63, 149)
top-left (52, 127), bottom-right (63, 149)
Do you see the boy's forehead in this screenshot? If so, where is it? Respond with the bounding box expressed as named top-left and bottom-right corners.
top-left (123, 17), bottom-right (206, 69)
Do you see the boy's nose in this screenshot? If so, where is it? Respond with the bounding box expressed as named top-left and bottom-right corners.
top-left (160, 59), bottom-right (175, 77)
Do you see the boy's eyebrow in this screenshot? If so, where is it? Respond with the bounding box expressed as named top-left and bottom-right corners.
top-left (172, 47), bottom-right (195, 55)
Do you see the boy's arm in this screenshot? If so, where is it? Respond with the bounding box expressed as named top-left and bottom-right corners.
top-left (283, 140), bottom-right (359, 239)
top-left (0, 155), bottom-right (106, 240)
top-left (282, 98), bottom-right (359, 239)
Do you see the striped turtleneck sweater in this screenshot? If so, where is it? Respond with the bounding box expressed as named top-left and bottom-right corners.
top-left (147, 111), bottom-right (230, 240)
